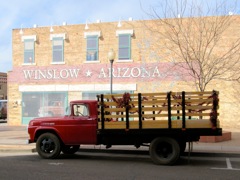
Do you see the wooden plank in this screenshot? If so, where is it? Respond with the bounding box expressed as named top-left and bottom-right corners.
top-left (185, 112), bottom-right (210, 116)
top-left (100, 91), bottom-right (218, 99)
top-left (142, 114), bottom-right (169, 118)
top-left (104, 114), bottom-right (126, 118)
top-left (185, 106), bottom-right (213, 110)
top-left (98, 112), bottom-right (217, 119)
top-left (142, 107), bottom-right (168, 111)
top-left (141, 92), bottom-right (168, 96)
top-left (185, 91), bottom-right (216, 95)
top-left (185, 95), bottom-right (213, 99)
top-left (185, 99), bottom-right (213, 104)
top-left (100, 98), bottom-right (214, 106)
top-left (104, 108), bottom-right (125, 112)
top-left (142, 100), bottom-right (168, 104)
top-left (97, 119), bottom-right (219, 129)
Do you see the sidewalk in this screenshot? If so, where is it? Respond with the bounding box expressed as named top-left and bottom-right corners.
top-left (0, 122), bottom-right (34, 152)
top-left (0, 122), bottom-right (240, 154)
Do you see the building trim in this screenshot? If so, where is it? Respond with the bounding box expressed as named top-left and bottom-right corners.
top-left (84, 31), bottom-right (102, 38)
top-left (116, 29), bottom-right (134, 36)
top-left (19, 84), bottom-right (137, 92)
top-left (21, 35), bottom-right (37, 42)
top-left (50, 33), bottom-right (67, 40)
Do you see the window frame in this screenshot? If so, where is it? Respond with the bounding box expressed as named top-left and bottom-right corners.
top-left (21, 35), bottom-right (37, 65)
top-left (23, 39), bottom-right (35, 64)
top-left (86, 35), bottom-right (99, 61)
top-left (52, 37), bottom-right (64, 63)
top-left (118, 34), bottom-right (131, 60)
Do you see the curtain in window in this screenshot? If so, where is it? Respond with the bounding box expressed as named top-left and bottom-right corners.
top-left (86, 35), bottom-right (98, 61)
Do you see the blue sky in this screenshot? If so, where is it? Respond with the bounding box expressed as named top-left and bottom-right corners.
top-left (0, 0), bottom-right (239, 73)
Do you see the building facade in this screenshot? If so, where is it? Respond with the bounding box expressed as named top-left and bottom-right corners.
top-left (8, 18), bottom-right (240, 130)
top-left (0, 72), bottom-right (7, 100)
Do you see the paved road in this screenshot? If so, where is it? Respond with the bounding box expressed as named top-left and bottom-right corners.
top-left (0, 151), bottom-right (240, 180)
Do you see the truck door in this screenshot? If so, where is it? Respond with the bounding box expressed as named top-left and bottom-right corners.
top-left (64, 103), bottom-right (97, 144)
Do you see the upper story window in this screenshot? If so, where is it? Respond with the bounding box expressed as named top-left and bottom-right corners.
top-left (84, 31), bottom-right (101, 63)
top-left (116, 30), bottom-right (134, 61)
top-left (21, 35), bottom-right (37, 64)
top-left (118, 34), bottom-right (131, 60)
top-left (52, 37), bottom-right (64, 63)
top-left (24, 39), bottom-right (35, 63)
top-left (50, 33), bottom-right (66, 64)
top-left (86, 35), bottom-right (98, 61)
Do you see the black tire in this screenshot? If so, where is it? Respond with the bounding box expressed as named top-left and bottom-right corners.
top-left (149, 137), bottom-right (180, 165)
top-left (62, 145), bottom-right (80, 154)
top-left (36, 133), bottom-right (61, 159)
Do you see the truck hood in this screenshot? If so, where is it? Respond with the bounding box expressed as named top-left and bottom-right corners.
top-left (29, 116), bottom-right (68, 126)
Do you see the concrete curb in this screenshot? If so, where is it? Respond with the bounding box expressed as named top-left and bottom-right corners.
top-left (0, 144), bottom-right (35, 153)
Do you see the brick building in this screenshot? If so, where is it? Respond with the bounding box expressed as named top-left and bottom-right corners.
top-left (8, 17), bottom-right (240, 129)
top-left (0, 72), bottom-right (7, 100)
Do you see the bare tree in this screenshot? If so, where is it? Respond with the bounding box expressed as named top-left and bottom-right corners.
top-left (142, 0), bottom-right (240, 91)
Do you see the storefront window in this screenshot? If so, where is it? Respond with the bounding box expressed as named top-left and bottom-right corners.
top-left (22, 92), bottom-right (68, 124)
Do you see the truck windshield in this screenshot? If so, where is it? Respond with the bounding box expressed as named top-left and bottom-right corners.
top-left (73, 104), bottom-right (89, 116)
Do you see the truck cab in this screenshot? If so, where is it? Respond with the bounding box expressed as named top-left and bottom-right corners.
top-left (28, 100), bottom-right (98, 158)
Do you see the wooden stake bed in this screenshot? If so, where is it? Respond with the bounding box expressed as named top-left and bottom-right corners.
top-left (97, 91), bottom-right (219, 130)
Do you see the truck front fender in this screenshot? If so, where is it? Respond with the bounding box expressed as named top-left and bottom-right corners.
top-left (33, 127), bottom-right (64, 144)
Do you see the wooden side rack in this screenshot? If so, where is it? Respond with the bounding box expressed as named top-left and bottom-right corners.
top-left (97, 90), bottom-right (219, 130)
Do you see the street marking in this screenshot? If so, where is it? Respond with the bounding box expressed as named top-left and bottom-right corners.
top-left (48, 162), bottom-right (64, 166)
top-left (226, 158), bottom-right (232, 169)
top-left (211, 158), bottom-right (240, 171)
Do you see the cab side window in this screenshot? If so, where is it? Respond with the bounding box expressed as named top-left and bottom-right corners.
top-left (73, 104), bottom-right (89, 116)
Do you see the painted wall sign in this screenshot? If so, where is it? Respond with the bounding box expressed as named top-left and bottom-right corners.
top-left (8, 62), bottom-right (188, 83)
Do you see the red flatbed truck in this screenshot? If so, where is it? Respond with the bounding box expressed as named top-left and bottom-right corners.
top-left (28, 90), bottom-right (222, 165)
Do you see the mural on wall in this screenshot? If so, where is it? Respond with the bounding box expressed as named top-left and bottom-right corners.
top-left (136, 31), bottom-right (181, 93)
top-left (8, 62), bottom-right (187, 84)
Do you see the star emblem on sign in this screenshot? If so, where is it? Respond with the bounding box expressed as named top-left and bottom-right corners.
top-left (85, 70), bottom-right (92, 77)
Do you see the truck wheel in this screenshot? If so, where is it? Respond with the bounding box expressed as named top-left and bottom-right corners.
top-left (36, 133), bottom-right (61, 159)
top-left (149, 137), bottom-right (180, 165)
top-left (62, 145), bottom-right (80, 154)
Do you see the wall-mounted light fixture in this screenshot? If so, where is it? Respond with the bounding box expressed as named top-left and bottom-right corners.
top-left (117, 18), bottom-right (122, 27)
top-left (85, 21), bottom-right (89, 30)
top-left (19, 24), bottom-right (23, 35)
top-left (50, 23), bottom-right (54, 32)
